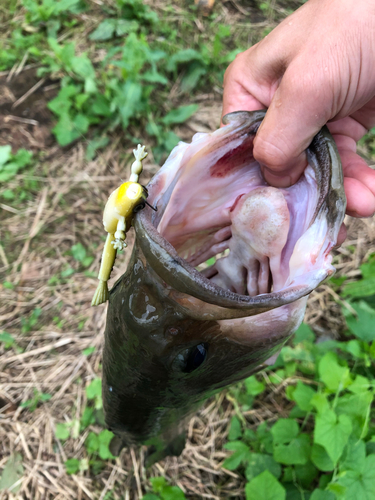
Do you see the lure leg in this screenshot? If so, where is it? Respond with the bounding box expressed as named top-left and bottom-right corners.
top-left (112, 217), bottom-right (127, 250)
top-left (91, 233), bottom-right (117, 306)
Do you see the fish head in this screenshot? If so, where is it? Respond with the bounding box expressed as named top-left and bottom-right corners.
top-left (102, 110), bottom-right (346, 456)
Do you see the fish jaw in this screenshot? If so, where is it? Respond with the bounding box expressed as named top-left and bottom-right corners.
top-left (140, 110), bottom-right (345, 311)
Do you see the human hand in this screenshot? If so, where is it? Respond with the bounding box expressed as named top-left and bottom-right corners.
top-left (222, 0), bottom-right (375, 231)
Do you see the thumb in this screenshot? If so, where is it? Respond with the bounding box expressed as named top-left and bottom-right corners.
top-left (254, 64), bottom-right (333, 187)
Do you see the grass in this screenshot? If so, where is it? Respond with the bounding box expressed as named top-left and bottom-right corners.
top-left (0, 0), bottom-right (375, 499)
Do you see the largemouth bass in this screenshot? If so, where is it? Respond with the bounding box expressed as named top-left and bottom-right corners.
top-left (102, 110), bottom-right (346, 463)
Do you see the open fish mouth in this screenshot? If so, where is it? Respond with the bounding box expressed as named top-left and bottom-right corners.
top-left (136, 110), bottom-right (346, 315)
top-left (102, 110), bottom-right (346, 458)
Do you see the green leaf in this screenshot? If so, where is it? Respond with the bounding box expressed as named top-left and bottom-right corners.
top-left (0, 332), bottom-right (16, 349)
top-left (337, 455), bottom-right (375, 500)
top-left (141, 495), bottom-right (159, 500)
top-left (0, 453), bottom-right (23, 493)
top-left (349, 375), bottom-right (372, 394)
top-left (64, 458), bottom-right (80, 475)
top-left (327, 483), bottom-right (347, 499)
top-left (98, 430), bottom-right (115, 460)
top-left (71, 55), bottom-right (95, 80)
top-left (310, 393), bottom-right (330, 414)
top-left (311, 444), bottom-right (335, 472)
top-left (360, 260), bottom-right (375, 278)
top-left (245, 470), bottom-right (286, 500)
top-left (342, 277), bottom-right (375, 298)
top-left (295, 462), bottom-right (318, 488)
top-left (245, 375), bottom-right (265, 396)
top-left (60, 42), bottom-right (76, 69)
top-left (310, 490), bottom-right (335, 500)
top-left (142, 71), bottom-right (168, 85)
top-left (257, 423), bottom-right (274, 454)
top-left (166, 49), bottom-right (204, 71)
top-left (245, 453), bottom-right (281, 482)
top-left (228, 416), bottom-right (242, 441)
top-left (73, 113), bottom-right (90, 134)
top-left (91, 96), bottom-right (112, 117)
top-left (345, 340), bottom-right (364, 358)
top-left (162, 104), bottom-right (199, 125)
top-left (318, 352), bottom-right (351, 392)
top-left (12, 149), bottom-right (32, 168)
top-left (291, 382), bottom-right (316, 411)
top-left (86, 378), bottom-right (101, 399)
top-left (273, 433), bottom-right (310, 465)
top-left (223, 441), bottom-right (250, 470)
top-left (52, 113), bottom-right (79, 146)
top-left (314, 410), bottom-right (352, 463)
top-left (71, 243), bottom-right (86, 262)
top-left (335, 391), bottom-right (373, 426)
top-left (82, 347), bottom-right (95, 356)
top-left (150, 476), bottom-right (167, 492)
top-left (116, 80), bottom-right (142, 128)
top-left (55, 423), bottom-right (70, 441)
top-left (281, 345), bottom-right (314, 363)
top-left (0, 148), bottom-right (32, 182)
top-left (61, 267), bottom-right (75, 278)
top-left (116, 19), bottom-right (139, 36)
top-left (341, 439), bottom-right (366, 472)
top-left (346, 301), bottom-right (375, 342)
top-left (180, 64), bottom-right (207, 93)
top-left (48, 86), bottom-right (77, 116)
top-left (157, 486), bottom-right (186, 500)
top-left (89, 19), bottom-right (117, 41)
top-left (0, 145), bottom-right (12, 166)
top-left (293, 323), bottom-right (315, 345)
top-left (80, 407), bottom-right (95, 429)
top-left (85, 432), bottom-right (99, 454)
top-left (271, 419), bottom-right (299, 445)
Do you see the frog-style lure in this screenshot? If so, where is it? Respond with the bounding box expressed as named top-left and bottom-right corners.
top-left (91, 145), bottom-right (152, 307)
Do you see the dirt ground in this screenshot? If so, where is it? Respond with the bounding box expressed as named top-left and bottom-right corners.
top-left (1, 3), bottom-right (375, 500)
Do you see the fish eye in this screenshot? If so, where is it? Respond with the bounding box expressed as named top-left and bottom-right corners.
top-left (133, 202), bottom-right (146, 213)
top-left (184, 343), bottom-right (208, 373)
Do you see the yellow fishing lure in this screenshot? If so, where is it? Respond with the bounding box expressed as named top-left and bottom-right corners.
top-left (92, 144), bottom-right (151, 306)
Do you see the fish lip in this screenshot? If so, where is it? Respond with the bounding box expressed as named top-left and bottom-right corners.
top-left (134, 110), bottom-right (345, 312)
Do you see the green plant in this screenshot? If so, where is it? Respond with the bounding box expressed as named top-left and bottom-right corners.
top-left (0, 147), bottom-right (33, 183)
top-left (0, 332), bottom-right (16, 349)
top-left (141, 477), bottom-right (187, 500)
top-left (70, 242), bottom-right (94, 267)
top-left (20, 389), bottom-right (52, 412)
top-left (21, 307), bottom-right (42, 333)
top-left (222, 310), bottom-right (375, 500)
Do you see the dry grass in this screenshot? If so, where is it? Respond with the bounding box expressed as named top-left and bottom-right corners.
top-left (1, 1), bottom-right (375, 499)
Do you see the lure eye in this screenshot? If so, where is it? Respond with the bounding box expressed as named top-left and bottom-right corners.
top-left (184, 343), bottom-right (208, 373)
top-left (133, 202), bottom-right (146, 213)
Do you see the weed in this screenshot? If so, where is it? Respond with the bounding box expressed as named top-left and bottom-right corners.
top-left (220, 299), bottom-right (375, 499)
top-left (0, 332), bottom-right (16, 349)
top-left (21, 307), bottom-right (42, 333)
top-left (0, 147), bottom-right (33, 183)
top-left (20, 389), bottom-right (51, 412)
top-left (141, 477), bottom-right (187, 500)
